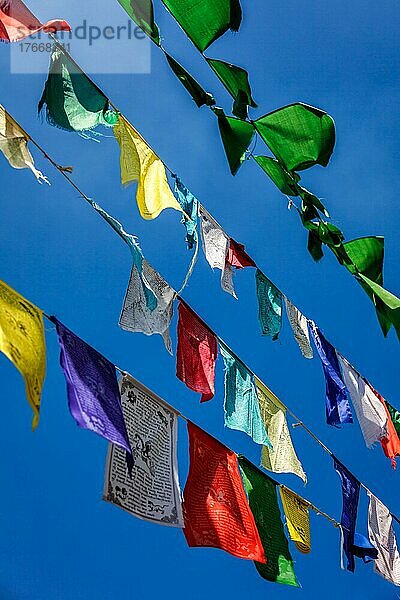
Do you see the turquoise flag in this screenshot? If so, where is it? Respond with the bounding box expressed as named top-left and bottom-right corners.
top-left (221, 343), bottom-right (272, 447)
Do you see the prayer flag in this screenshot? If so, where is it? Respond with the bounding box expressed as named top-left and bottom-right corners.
top-left (238, 456), bottom-right (299, 586)
top-left (0, 279), bottom-right (46, 429)
top-left (284, 298), bottom-right (313, 359)
top-left (367, 492), bottom-right (400, 585)
top-left (0, 0), bottom-right (70, 42)
top-left (116, 0), bottom-right (160, 44)
top-left (256, 378), bottom-right (306, 483)
top-left (333, 458), bottom-right (360, 572)
top-left (183, 422), bottom-right (265, 562)
top-left (104, 373), bottom-right (183, 526)
top-left (172, 175), bottom-right (198, 249)
top-left (0, 104), bottom-right (48, 183)
top-left (51, 317), bottom-right (131, 453)
top-left (165, 53), bottom-right (215, 108)
top-left (120, 259), bottom-right (175, 354)
top-left (38, 47), bottom-right (118, 133)
top-left (255, 270), bottom-right (282, 339)
top-left (279, 486), bottom-right (311, 553)
top-left (254, 103), bottom-right (335, 171)
top-left (221, 344), bottom-right (271, 446)
top-left (338, 355), bottom-right (387, 448)
top-left (369, 387), bottom-right (400, 469)
top-left (114, 116), bottom-right (181, 219)
top-left (207, 58), bottom-right (256, 119)
top-left (160, 0), bottom-right (242, 52)
top-left (310, 324), bottom-right (353, 426)
top-left (215, 111), bottom-right (255, 175)
top-left (176, 301), bottom-right (217, 402)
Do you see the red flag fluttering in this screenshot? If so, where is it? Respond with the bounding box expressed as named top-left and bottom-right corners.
top-left (176, 301), bottom-right (218, 402)
top-left (183, 422), bottom-right (266, 563)
top-left (0, 0), bottom-right (70, 43)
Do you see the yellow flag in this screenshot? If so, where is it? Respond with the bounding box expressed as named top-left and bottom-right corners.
top-left (279, 486), bottom-right (311, 554)
top-left (255, 377), bottom-right (307, 483)
top-left (114, 116), bottom-right (182, 220)
top-left (0, 280), bottom-right (46, 429)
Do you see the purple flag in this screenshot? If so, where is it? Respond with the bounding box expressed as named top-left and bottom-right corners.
top-left (310, 324), bottom-right (353, 426)
top-left (334, 458), bottom-right (360, 572)
top-left (51, 317), bottom-right (131, 453)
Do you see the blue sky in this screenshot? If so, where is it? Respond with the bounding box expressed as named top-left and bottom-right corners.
top-left (0, 0), bottom-right (399, 598)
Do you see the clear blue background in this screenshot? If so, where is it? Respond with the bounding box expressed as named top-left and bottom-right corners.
top-left (0, 0), bottom-right (399, 598)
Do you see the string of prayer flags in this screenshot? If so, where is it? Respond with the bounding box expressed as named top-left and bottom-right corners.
top-left (164, 53), bottom-right (216, 108)
top-left (0, 104), bottom-right (48, 183)
top-left (338, 355), bottom-right (388, 449)
top-left (279, 486), bottom-right (311, 553)
top-left (104, 373), bottom-right (183, 526)
top-left (0, 0), bottom-right (70, 42)
top-left (120, 259), bottom-right (175, 354)
top-left (173, 175), bottom-right (198, 249)
top-left (254, 103), bottom-right (335, 172)
top-left (116, 0), bottom-right (160, 45)
top-left (183, 423), bottom-right (265, 562)
top-left (51, 317), bottom-right (131, 453)
top-left (255, 269), bottom-right (282, 339)
top-left (113, 115), bottom-right (182, 220)
top-left (238, 456), bottom-right (299, 586)
top-left (310, 324), bottom-right (353, 426)
top-left (161, 0), bottom-right (242, 52)
top-left (367, 492), bottom-right (400, 586)
top-left (0, 279), bottom-right (46, 430)
top-left (333, 458), bottom-right (360, 572)
top-left (221, 344), bottom-right (271, 446)
top-left (256, 378), bottom-right (307, 483)
top-left (284, 298), bottom-right (313, 359)
top-left (38, 47), bottom-right (118, 133)
top-left (368, 387), bottom-right (400, 468)
top-left (207, 58), bottom-right (256, 120)
top-left (176, 301), bottom-right (217, 402)
top-left (214, 109), bottom-right (255, 175)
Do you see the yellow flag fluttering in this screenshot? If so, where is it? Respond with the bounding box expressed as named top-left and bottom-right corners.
top-left (0, 280), bottom-right (46, 429)
top-left (279, 486), bottom-right (311, 554)
top-left (0, 104), bottom-right (48, 183)
top-left (256, 377), bottom-right (307, 484)
top-left (113, 115), bottom-right (182, 220)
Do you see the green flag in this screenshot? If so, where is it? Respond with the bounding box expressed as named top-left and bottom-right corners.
top-left (254, 103), bottom-right (335, 171)
top-left (385, 401), bottom-right (400, 438)
top-left (238, 456), bottom-right (298, 587)
top-left (38, 47), bottom-right (117, 132)
top-left (343, 237), bottom-right (400, 338)
top-left (215, 110), bottom-right (254, 175)
top-left (254, 155), bottom-right (300, 195)
top-left (207, 58), bottom-right (256, 119)
top-left (116, 0), bottom-right (160, 44)
top-left (164, 53), bottom-right (215, 107)
top-left (161, 0), bottom-right (242, 52)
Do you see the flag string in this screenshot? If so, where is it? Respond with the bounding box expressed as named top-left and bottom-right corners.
top-left (5, 101), bottom-right (399, 526)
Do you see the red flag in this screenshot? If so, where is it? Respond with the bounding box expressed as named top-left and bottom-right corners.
top-left (183, 422), bottom-right (266, 563)
top-left (176, 301), bottom-right (218, 402)
top-left (226, 238), bottom-right (255, 269)
top-left (372, 386), bottom-right (400, 469)
top-left (0, 0), bottom-right (70, 42)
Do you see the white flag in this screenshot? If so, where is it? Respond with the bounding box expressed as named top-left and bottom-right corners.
top-left (338, 355), bottom-right (388, 448)
top-left (104, 374), bottom-right (183, 527)
top-left (368, 492), bottom-right (400, 586)
top-left (284, 299), bottom-right (313, 359)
